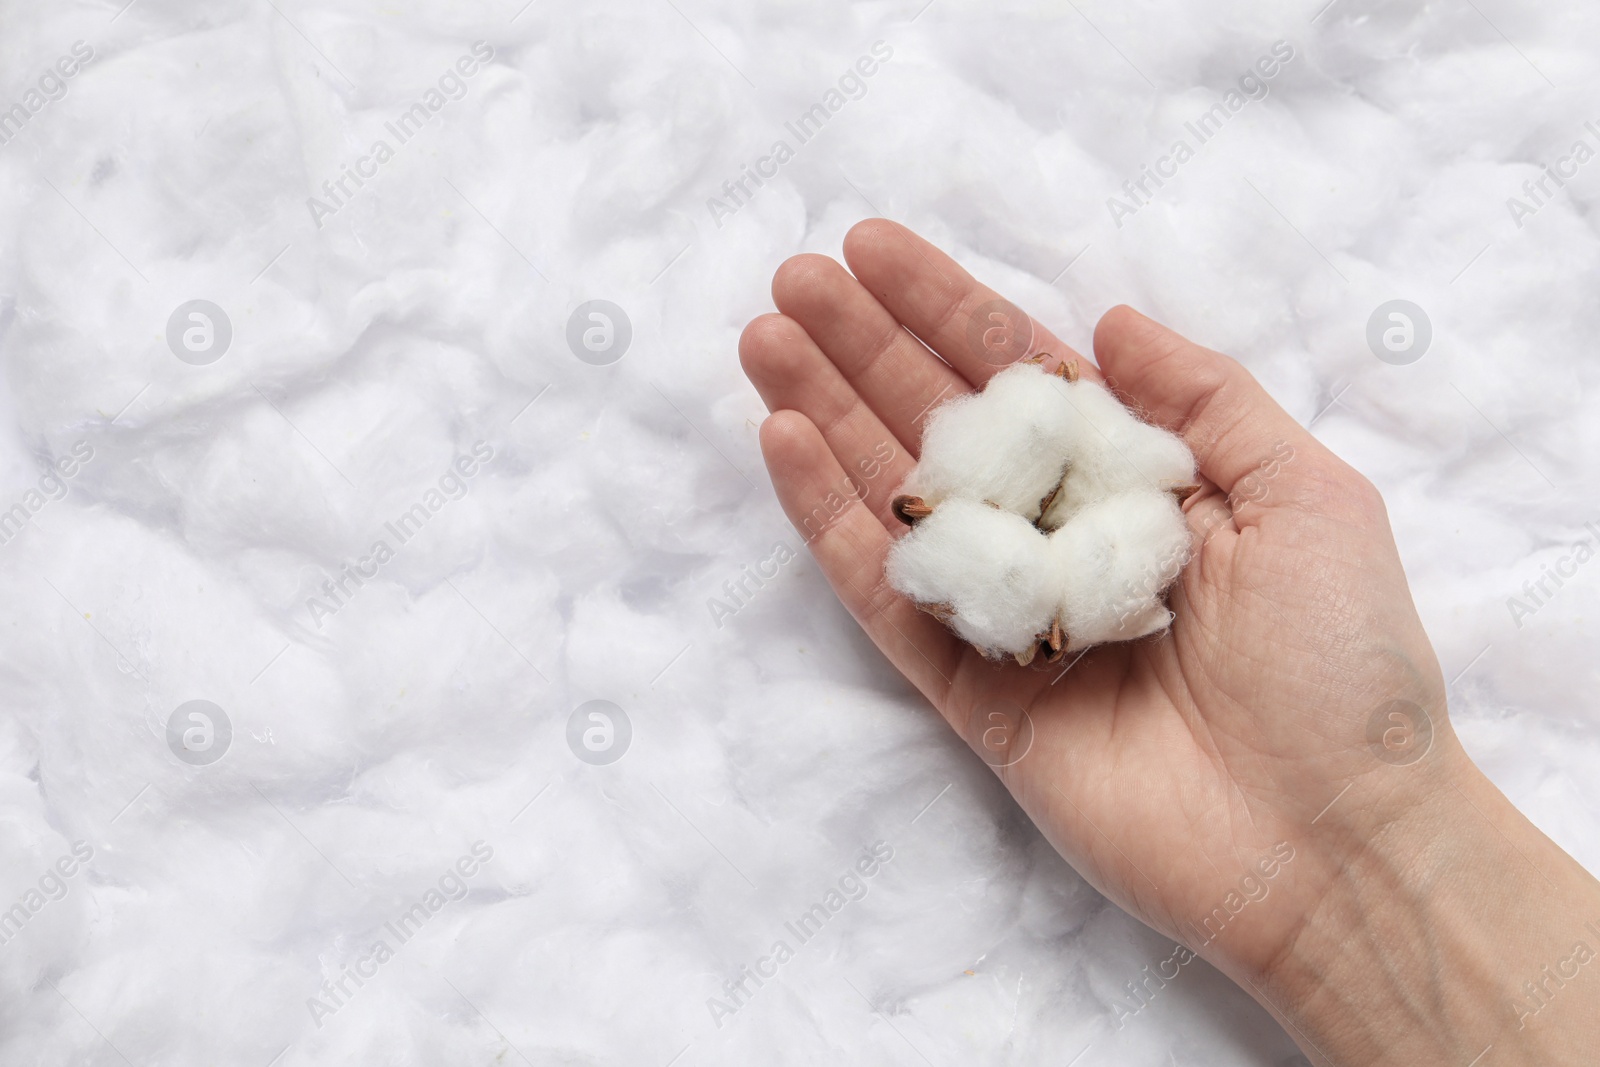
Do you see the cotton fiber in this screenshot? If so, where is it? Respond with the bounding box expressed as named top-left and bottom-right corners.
top-left (888, 358), bottom-right (1196, 663)
top-left (1039, 382), bottom-right (1197, 528)
top-left (1048, 490), bottom-right (1192, 652)
top-left (897, 362), bottom-right (1080, 522)
top-left (884, 498), bottom-right (1058, 656)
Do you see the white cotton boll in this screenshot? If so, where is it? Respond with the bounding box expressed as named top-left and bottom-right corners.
top-left (1048, 490), bottom-right (1193, 652)
top-left (902, 363), bottom-right (1078, 521)
top-left (886, 499), bottom-right (1057, 657)
top-left (1040, 382), bottom-right (1196, 529)
top-left (893, 370), bottom-right (1198, 656)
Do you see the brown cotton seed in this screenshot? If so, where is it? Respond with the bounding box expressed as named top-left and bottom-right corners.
top-left (893, 495), bottom-right (934, 525)
top-left (916, 601), bottom-right (956, 624)
top-left (1023, 353), bottom-right (1080, 382)
top-left (1016, 616), bottom-right (1069, 667)
top-left (1027, 615), bottom-right (1066, 664)
top-left (1172, 484), bottom-right (1202, 504)
top-left (1037, 477), bottom-right (1065, 524)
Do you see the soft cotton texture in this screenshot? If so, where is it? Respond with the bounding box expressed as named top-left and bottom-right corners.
top-left (899, 362), bottom-right (1079, 522)
top-left (1050, 490), bottom-right (1193, 652)
top-left (884, 497), bottom-right (1058, 655)
top-left (4, 2), bottom-right (1600, 1065)
top-left (888, 360), bottom-right (1194, 658)
top-left (1040, 381), bottom-right (1197, 529)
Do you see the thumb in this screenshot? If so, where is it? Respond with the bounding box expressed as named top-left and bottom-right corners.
top-left (1092, 306), bottom-right (1357, 526)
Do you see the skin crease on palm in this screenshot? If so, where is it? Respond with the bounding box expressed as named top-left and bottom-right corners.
top-left (739, 220), bottom-right (1600, 1064)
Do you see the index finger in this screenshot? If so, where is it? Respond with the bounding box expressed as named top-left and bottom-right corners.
top-left (842, 219), bottom-right (1101, 387)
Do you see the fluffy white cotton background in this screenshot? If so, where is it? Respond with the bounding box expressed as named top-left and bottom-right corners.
top-left (0, 0), bottom-right (1596, 1063)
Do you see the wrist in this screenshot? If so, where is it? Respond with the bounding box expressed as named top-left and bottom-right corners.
top-left (1245, 738), bottom-right (1600, 1066)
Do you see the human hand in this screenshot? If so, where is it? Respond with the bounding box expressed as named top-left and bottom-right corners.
top-left (740, 220), bottom-right (1600, 1065)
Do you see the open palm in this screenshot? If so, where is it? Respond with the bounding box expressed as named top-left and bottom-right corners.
top-left (740, 220), bottom-right (1456, 989)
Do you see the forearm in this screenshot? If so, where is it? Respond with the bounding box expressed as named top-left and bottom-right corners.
top-left (1246, 750), bottom-right (1600, 1066)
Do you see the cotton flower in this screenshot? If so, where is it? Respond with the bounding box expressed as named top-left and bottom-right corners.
top-left (888, 357), bottom-right (1197, 664)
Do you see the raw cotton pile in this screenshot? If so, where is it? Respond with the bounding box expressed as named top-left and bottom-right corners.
top-left (886, 358), bottom-right (1198, 664)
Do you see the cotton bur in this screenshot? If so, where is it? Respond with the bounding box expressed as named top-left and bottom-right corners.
top-left (887, 358), bottom-right (1199, 664)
